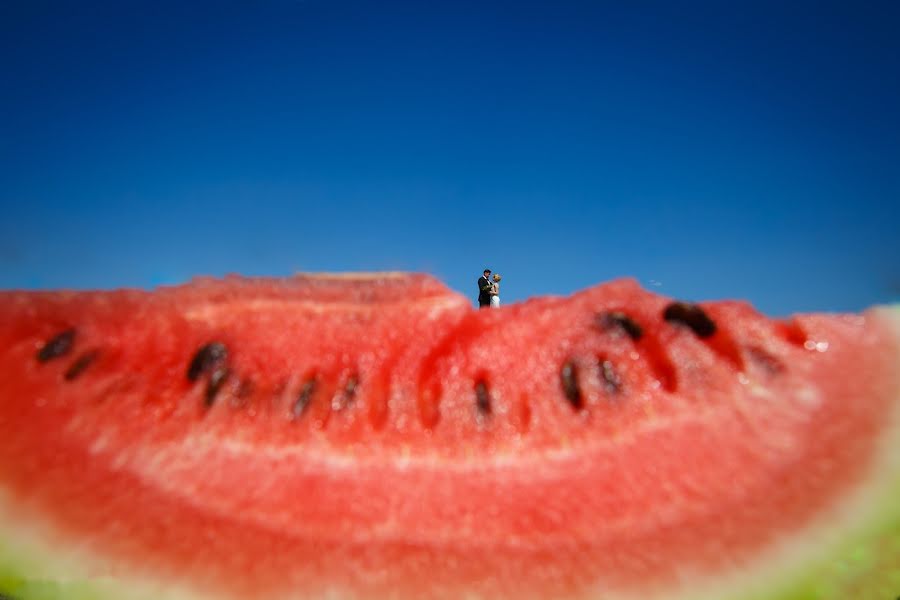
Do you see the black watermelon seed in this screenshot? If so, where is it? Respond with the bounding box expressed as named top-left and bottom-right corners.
top-left (663, 302), bottom-right (717, 338)
top-left (333, 374), bottom-right (359, 411)
top-left (37, 329), bottom-right (76, 363)
top-left (474, 379), bottom-right (491, 416)
top-left (293, 379), bottom-right (317, 419)
top-left (344, 374), bottom-right (358, 398)
top-left (205, 367), bottom-right (230, 407)
top-left (598, 312), bottom-right (643, 340)
top-left (746, 346), bottom-right (785, 376)
top-left (229, 378), bottom-right (255, 408)
top-left (560, 360), bottom-right (583, 410)
top-left (599, 359), bottom-right (621, 394)
top-left (187, 342), bottom-right (228, 381)
top-left (64, 350), bottom-right (100, 381)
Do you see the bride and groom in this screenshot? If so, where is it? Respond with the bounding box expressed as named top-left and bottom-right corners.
top-left (477, 269), bottom-right (502, 309)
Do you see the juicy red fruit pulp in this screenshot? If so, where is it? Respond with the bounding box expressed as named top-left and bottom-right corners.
top-left (0, 275), bottom-right (896, 599)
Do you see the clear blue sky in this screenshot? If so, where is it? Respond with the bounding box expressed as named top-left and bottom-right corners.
top-left (1, 1), bottom-right (898, 315)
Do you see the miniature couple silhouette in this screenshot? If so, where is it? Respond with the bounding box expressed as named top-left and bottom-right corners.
top-left (477, 269), bottom-right (502, 309)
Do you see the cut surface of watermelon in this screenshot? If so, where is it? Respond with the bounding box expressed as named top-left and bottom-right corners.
top-left (0, 273), bottom-right (898, 600)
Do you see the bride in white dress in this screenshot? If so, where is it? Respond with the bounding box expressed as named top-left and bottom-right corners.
top-left (490, 273), bottom-right (502, 308)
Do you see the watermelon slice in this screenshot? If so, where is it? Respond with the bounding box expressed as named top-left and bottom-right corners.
top-left (0, 273), bottom-right (897, 600)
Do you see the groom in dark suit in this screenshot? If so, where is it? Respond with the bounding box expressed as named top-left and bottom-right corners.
top-left (477, 269), bottom-right (493, 308)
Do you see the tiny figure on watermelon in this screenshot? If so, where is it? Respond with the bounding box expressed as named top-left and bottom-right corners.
top-left (490, 273), bottom-right (502, 308)
top-left (477, 269), bottom-right (493, 309)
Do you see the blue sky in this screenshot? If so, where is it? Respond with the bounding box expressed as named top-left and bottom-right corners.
top-left (1, 1), bottom-right (898, 315)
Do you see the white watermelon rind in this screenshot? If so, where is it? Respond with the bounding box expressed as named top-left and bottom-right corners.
top-left (0, 307), bottom-right (898, 600)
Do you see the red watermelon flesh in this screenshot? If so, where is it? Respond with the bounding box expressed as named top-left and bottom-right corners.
top-left (0, 273), bottom-right (898, 600)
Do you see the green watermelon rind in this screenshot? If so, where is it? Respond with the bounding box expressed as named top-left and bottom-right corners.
top-left (0, 307), bottom-right (898, 600)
